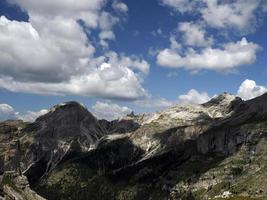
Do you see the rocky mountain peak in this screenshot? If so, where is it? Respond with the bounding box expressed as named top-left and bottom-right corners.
top-left (28, 100), bottom-right (107, 148)
top-left (36, 101), bottom-right (96, 123)
top-left (140, 93), bottom-right (242, 128)
top-left (203, 92), bottom-right (242, 108)
top-left (202, 92), bottom-right (242, 118)
top-left (19, 101), bottom-right (107, 183)
top-left (2, 93), bottom-right (267, 200)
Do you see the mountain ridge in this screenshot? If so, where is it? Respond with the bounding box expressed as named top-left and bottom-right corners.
top-left (1, 93), bottom-right (267, 200)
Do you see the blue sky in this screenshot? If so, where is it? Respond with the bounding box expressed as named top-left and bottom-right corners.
top-left (0, 0), bottom-right (267, 121)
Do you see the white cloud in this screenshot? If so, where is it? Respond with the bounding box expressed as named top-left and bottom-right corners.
top-left (0, 103), bottom-right (47, 122)
top-left (98, 11), bottom-right (119, 31)
top-left (178, 89), bottom-right (211, 104)
top-left (178, 79), bottom-right (267, 106)
top-left (105, 51), bottom-right (150, 75)
top-left (18, 109), bottom-right (48, 122)
top-left (152, 28), bottom-right (163, 37)
top-left (0, 104), bottom-right (18, 121)
top-left (157, 0), bottom-right (264, 77)
top-left (99, 30), bottom-right (115, 40)
top-left (159, 0), bottom-right (263, 33)
top-left (92, 101), bottom-right (132, 120)
top-left (7, 0), bottom-right (104, 15)
top-left (157, 28), bottom-right (163, 35)
top-left (178, 22), bottom-right (213, 47)
top-left (169, 36), bottom-right (182, 50)
top-left (0, 61), bottom-right (148, 100)
top-left (177, 79), bottom-right (267, 105)
top-left (0, 0), bottom-right (150, 100)
top-left (159, 0), bottom-right (196, 13)
top-left (7, 0), bottom-right (106, 28)
top-left (99, 30), bottom-right (116, 48)
top-left (112, 0), bottom-right (128, 13)
top-left (201, 0), bottom-right (261, 32)
top-left (0, 16), bottom-right (94, 82)
top-left (134, 98), bottom-right (174, 109)
top-left (157, 37), bottom-right (260, 71)
top-left (237, 79), bottom-right (267, 100)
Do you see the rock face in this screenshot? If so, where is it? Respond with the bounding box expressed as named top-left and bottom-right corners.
top-left (29, 101), bottom-right (106, 149)
top-left (0, 102), bottom-right (107, 185)
top-left (99, 118), bottom-right (140, 135)
top-left (1, 93), bottom-right (267, 200)
top-left (0, 171), bottom-right (46, 200)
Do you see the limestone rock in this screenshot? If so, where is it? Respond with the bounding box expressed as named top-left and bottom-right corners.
top-left (1, 93), bottom-right (267, 200)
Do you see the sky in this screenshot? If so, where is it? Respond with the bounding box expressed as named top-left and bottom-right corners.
top-left (0, 0), bottom-right (267, 121)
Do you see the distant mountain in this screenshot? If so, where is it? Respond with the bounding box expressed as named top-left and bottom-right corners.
top-left (1, 93), bottom-right (267, 200)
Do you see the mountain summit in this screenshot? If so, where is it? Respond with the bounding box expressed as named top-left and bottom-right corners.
top-left (1, 93), bottom-right (267, 200)
top-left (32, 101), bottom-right (106, 147)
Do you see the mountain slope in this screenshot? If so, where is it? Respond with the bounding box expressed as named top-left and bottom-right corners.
top-left (0, 102), bottom-right (107, 186)
top-left (1, 94), bottom-right (267, 200)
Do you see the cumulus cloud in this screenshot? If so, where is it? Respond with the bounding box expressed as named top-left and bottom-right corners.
top-left (0, 16), bottom-right (94, 82)
top-left (178, 22), bottom-right (213, 47)
top-left (112, 0), bottom-right (128, 13)
top-left (0, 104), bottom-right (18, 121)
top-left (169, 36), bottom-right (182, 50)
top-left (99, 30), bottom-right (115, 40)
top-left (157, 37), bottom-right (260, 71)
top-left (159, 0), bottom-right (196, 13)
top-left (159, 0), bottom-right (263, 33)
top-left (105, 51), bottom-right (150, 75)
top-left (92, 101), bottom-right (132, 120)
top-left (0, 61), bottom-right (148, 100)
top-left (18, 109), bottom-right (48, 122)
top-left (0, 103), bottom-right (47, 122)
top-left (0, 1), bottom-right (150, 100)
top-left (134, 98), bottom-right (174, 109)
top-left (157, 0), bottom-right (263, 75)
top-left (7, 0), bottom-right (106, 28)
top-left (237, 79), bottom-right (267, 100)
top-left (201, 0), bottom-right (261, 32)
top-left (178, 89), bottom-right (211, 104)
top-left (178, 79), bottom-right (267, 105)
top-left (99, 30), bottom-right (116, 48)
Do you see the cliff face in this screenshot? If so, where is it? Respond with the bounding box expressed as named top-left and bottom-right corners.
top-left (0, 172), bottom-right (46, 200)
top-left (1, 94), bottom-right (267, 200)
top-left (0, 102), bottom-right (107, 186)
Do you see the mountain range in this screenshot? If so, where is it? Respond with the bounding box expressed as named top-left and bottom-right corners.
top-left (1, 93), bottom-right (267, 200)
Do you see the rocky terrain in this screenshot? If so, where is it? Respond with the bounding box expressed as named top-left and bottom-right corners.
top-left (1, 93), bottom-right (267, 200)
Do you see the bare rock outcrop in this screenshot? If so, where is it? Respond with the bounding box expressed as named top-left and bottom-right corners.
top-left (0, 172), bottom-right (46, 200)
top-left (1, 93), bottom-right (267, 200)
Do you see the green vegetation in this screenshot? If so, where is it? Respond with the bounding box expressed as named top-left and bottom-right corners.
top-left (35, 161), bottom-right (169, 200)
top-left (0, 173), bottom-right (21, 194)
top-left (214, 197), bottom-right (267, 200)
top-left (31, 121), bottom-right (267, 200)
